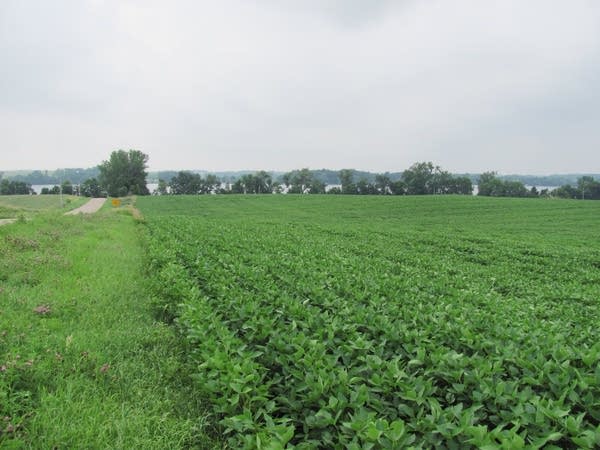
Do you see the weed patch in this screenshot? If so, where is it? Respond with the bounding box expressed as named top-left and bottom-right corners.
top-left (0, 210), bottom-right (217, 448)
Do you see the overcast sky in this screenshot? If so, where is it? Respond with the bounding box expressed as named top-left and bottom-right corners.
top-left (1, 0), bottom-right (599, 174)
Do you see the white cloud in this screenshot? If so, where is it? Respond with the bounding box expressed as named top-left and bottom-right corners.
top-left (1, 0), bottom-right (599, 173)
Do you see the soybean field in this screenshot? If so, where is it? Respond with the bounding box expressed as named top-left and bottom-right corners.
top-left (137, 195), bottom-right (600, 449)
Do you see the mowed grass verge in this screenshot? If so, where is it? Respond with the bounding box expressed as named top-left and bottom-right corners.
top-left (0, 208), bottom-right (217, 448)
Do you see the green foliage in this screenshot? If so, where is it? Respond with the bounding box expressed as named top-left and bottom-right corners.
top-left (478, 172), bottom-right (529, 197)
top-left (169, 171), bottom-right (220, 194)
top-left (339, 169), bottom-right (357, 194)
top-left (231, 171), bottom-right (273, 194)
top-left (403, 162), bottom-right (473, 195)
top-left (139, 195), bottom-right (600, 449)
top-left (552, 177), bottom-right (600, 200)
top-left (282, 168), bottom-right (326, 194)
top-left (156, 179), bottom-right (169, 195)
top-left (80, 177), bottom-right (103, 197)
top-left (335, 164), bottom-right (472, 196)
top-left (402, 161), bottom-right (436, 194)
top-left (7, 168), bottom-right (100, 185)
top-left (98, 149), bottom-right (150, 197)
top-left (60, 180), bottom-right (73, 195)
top-left (0, 180), bottom-right (34, 195)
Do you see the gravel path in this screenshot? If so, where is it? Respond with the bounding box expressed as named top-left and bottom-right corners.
top-left (66, 198), bottom-right (107, 215)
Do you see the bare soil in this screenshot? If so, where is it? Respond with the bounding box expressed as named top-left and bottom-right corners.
top-left (65, 198), bottom-right (107, 215)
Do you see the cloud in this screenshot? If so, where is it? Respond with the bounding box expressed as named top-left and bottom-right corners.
top-left (1, 0), bottom-right (599, 173)
top-left (262, 0), bottom-right (401, 28)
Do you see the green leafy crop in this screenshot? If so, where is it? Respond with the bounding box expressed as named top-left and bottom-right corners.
top-left (138, 195), bottom-right (600, 449)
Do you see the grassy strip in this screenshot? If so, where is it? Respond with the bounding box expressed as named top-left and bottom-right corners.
top-left (0, 209), bottom-right (218, 448)
top-left (0, 195), bottom-right (87, 219)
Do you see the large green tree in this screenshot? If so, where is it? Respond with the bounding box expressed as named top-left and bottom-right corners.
top-left (230, 172), bottom-right (273, 194)
top-left (282, 168), bottom-right (327, 194)
top-left (98, 150), bottom-right (150, 197)
top-left (478, 172), bottom-right (527, 197)
top-left (169, 171), bottom-right (203, 194)
top-left (402, 162), bottom-right (435, 195)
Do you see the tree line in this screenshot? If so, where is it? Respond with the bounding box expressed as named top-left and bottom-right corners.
top-left (551, 176), bottom-right (600, 200)
top-left (2, 150), bottom-right (599, 200)
top-left (477, 172), bottom-right (600, 199)
top-left (160, 163), bottom-right (600, 200)
top-left (6, 168), bottom-right (100, 185)
top-left (158, 162), bottom-right (474, 196)
top-left (0, 150), bottom-right (147, 198)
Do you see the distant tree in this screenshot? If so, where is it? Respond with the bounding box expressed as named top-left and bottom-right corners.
top-left (201, 174), bottom-right (220, 194)
top-left (61, 167), bottom-right (100, 185)
top-left (374, 174), bottom-right (391, 194)
top-left (11, 170), bottom-right (59, 185)
top-left (578, 176), bottom-right (600, 200)
top-left (449, 176), bottom-right (473, 195)
top-left (310, 178), bottom-right (327, 194)
top-left (293, 168), bottom-right (312, 192)
top-left (356, 178), bottom-right (377, 195)
top-left (230, 178), bottom-right (245, 194)
top-left (478, 172), bottom-right (527, 197)
top-left (41, 187), bottom-right (50, 195)
top-left (61, 180), bottom-right (74, 195)
top-left (0, 179), bottom-right (9, 195)
top-left (550, 177), bottom-right (600, 200)
top-left (431, 169), bottom-right (453, 194)
top-left (477, 172), bottom-right (503, 196)
top-left (402, 162), bottom-right (435, 195)
top-left (389, 180), bottom-right (406, 195)
top-left (503, 180), bottom-right (528, 197)
top-left (98, 149), bottom-right (150, 197)
top-left (169, 171), bottom-right (203, 194)
top-left (281, 172), bottom-right (292, 190)
top-left (327, 186), bottom-right (342, 194)
top-left (552, 184), bottom-right (579, 199)
top-left (80, 178), bottom-right (103, 197)
top-left (0, 180), bottom-right (34, 195)
top-left (253, 171), bottom-right (273, 193)
top-left (339, 169), bottom-right (357, 194)
top-left (156, 179), bottom-right (168, 195)
top-left (282, 168), bottom-right (327, 194)
top-left (230, 172), bottom-right (273, 194)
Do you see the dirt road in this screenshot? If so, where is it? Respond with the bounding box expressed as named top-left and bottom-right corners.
top-left (0, 219), bottom-right (17, 226)
top-left (66, 198), bottom-right (107, 215)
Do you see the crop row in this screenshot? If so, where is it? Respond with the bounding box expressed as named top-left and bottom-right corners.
top-left (143, 207), bottom-right (600, 449)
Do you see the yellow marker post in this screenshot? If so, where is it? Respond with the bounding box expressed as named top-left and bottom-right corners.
top-left (111, 198), bottom-right (121, 207)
